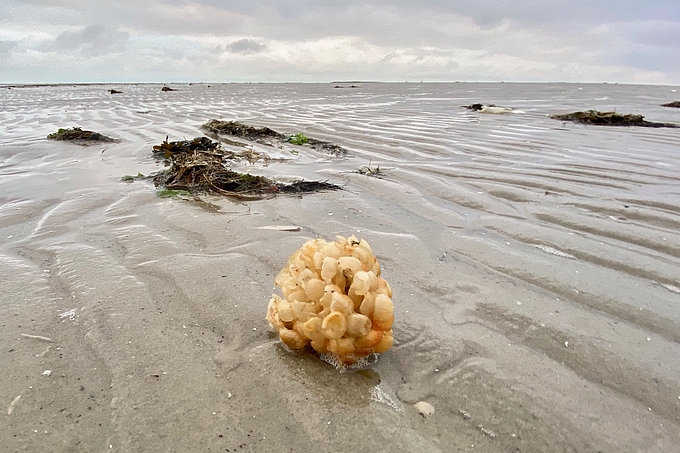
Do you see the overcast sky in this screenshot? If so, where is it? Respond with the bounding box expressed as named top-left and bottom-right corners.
top-left (1, 0), bottom-right (678, 84)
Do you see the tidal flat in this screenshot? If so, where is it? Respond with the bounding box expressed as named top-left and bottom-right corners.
top-left (1, 82), bottom-right (679, 452)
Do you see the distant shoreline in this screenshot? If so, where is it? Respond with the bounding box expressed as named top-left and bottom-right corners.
top-left (2, 81), bottom-right (679, 89)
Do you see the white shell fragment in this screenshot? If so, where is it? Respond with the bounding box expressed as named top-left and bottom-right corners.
top-left (7, 395), bottom-right (21, 415)
top-left (20, 333), bottom-right (55, 342)
top-left (255, 225), bottom-right (301, 232)
top-left (414, 401), bottom-right (435, 417)
top-left (42, 370), bottom-right (52, 376)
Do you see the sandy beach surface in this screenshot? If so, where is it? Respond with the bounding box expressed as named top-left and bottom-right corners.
top-left (1, 82), bottom-right (680, 452)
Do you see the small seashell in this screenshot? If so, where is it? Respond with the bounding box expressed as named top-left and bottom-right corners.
top-left (414, 401), bottom-right (435, 417)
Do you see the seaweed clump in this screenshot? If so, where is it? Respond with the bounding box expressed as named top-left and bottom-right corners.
top-left (201, 120), bottom-right (350, 157)
top-left (152, 137), bottom-right (340, 198)
top-left (661, 101), bottom-right (680, 108)
top-left (286, 133), bottom-right (309, 145)
top-left (551, 110), bottom-right (678, 128)
top-left (47, 127), bottom-right (116, 143)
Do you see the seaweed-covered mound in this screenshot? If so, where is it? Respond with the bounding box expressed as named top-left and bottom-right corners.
top-left (47, 127), bottom-right (116, 143)
top-left (152, 137), bottom-right (340, 198)
top-left (201, 120), bottom-right (285, 140)
top-left (551, 110), bottom-right (678, 128)
top-left (661, 101), bottom-right (680, 108)
top-left (201, 120), bottom-right (350, 157)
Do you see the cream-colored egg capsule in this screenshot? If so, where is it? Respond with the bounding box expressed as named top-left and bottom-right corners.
top-left (321, 311), bottom-right (346, 339)
top-left (277, 299), bottom-right (296, 323)
top-left (321, 257), bottom-right (338, 283)
top-left (346, 313), bottom-right (372, 337)
top-left (338, 256), bottom-right (362, 278)
top-left (303, 278), bottom-right (325, 301)
top-left (330, 292), bottom-right (353, 317)
top-left (328, 338), bottom-right (355, 356)
top-left (372, 294), bottom-right (394, 330)
top-left (373, 331), bottom-right (393, 354)
top-left (279, 328), bottom-right (307, 350)
top-left (300, 316), bottom-right (324, 341)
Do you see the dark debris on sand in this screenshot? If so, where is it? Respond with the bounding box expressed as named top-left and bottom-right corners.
top-left (161, 85), bottom-right (176, 92)
top-left (661, 101), bottom-right (680, 108)
top-left (305, 138), bottom-right (349, 156)
top-left (47, 127), bottom-right (116, 143)
top-left (200, 120), bottom-right (350, 157)
top-left (151, 137), bottom-right (340, 198)
top-left (551, 110), bottom-right (679, 128)
top-left (354, 162), bottom-right (384, 178)
top-left (464, 103), bottom-right (494, 111)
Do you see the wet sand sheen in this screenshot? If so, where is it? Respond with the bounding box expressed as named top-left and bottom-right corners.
top-left (1, 83), bottom-right (679, 452)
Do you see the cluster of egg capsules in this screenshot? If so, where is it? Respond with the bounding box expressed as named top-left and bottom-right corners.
top-left (266, 235), bottom-right (394, 365)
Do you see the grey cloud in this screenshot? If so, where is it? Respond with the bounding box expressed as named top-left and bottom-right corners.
top-left (0, 40), bottom-right (18, 64)
top-left (621, 21), bottom-right (680, 48)
top-left (50, 25), bottom-right (129, 56)
top-left (0, 41), bottom-right (18, 54)
top-left (225, 39), bottom-right (266, 54)
top-left (612, 48), bottom-right (680, 73)
top-left (638, 51), bottom-right (680, 72)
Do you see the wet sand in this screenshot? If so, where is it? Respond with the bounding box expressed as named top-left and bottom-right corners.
top-left (1, 82), bottom-right (679, 452)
